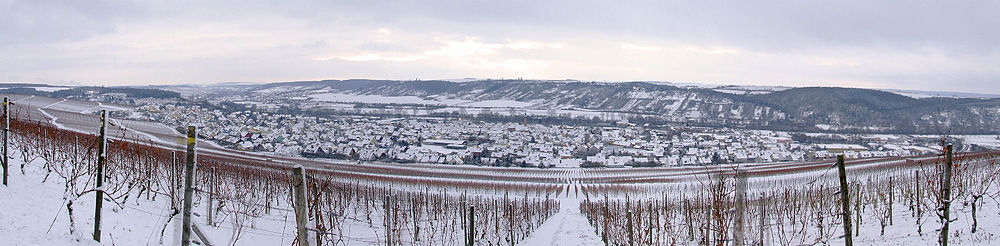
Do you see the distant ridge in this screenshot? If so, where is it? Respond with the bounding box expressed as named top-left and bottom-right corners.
top-left (6, 80), bottom-right (999, 134)
top-left (153, 79), bottom-right (1000, 134)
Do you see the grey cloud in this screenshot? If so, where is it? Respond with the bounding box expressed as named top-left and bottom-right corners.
top-left (7, 1), bottom-right (999, 52)
top-left (0, 0), bottom-right (149, 44)
top-left (314, 1), bottom-right (1000, 54)
top-left (1, 0), bottom-right (998, 93)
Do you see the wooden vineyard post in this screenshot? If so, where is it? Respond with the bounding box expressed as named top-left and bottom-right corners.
top-left (292, 165), bottom-right (310, 246)
top-left (93, 110), bottom-right (108, 242)
top-left (467, 205), bottom-right (476, 246)
top-left (603, 198), bottom-right (609, 246)
top-left (706, 179), bottom-right (714, 244)
top-left (758, 195), bottom-right (766, 245)
top-left (855, 184), bottom-right (861, 237)
top-left (684, 198), bottom-right (693, 241)
top-left (733, 170), bottom-right (748, 246)
top-left (647, 202), bottom-right (654, 245)
top-left (181, 126), bottom-right (197, 246)
top-left (940, 144), bottom-right (953, 246)
top-left (889, 177), bottom-right (894, 226)
top-left (836, 155), bottom-right (853, 246)
top-left (2, 96), bottom-right (7, 186)
top-left (172, 151), bottom-right (179, 206)
top-left (384, 195), bottom-right (392, 246)
top-left (207, 167), bottom-right (215, 226)
top-left (916, 169), bottom-right (921, 218)
top-left (627, 209), bottom-right (634, 246)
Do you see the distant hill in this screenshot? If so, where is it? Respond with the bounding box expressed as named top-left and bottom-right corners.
top-left (0, 83), bottom-right (52, 88)
top-left (146, 79), bottom-right (999, 134)
top-left (751, 87), bottom-right (1000, 133)
top-left (0, 85), bottom-right (181, 100)
top-left (0, 79), bottom-right (965, 134)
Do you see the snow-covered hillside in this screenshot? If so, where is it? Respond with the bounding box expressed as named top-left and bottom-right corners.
top-left (146, 79), bottom-right (1000, 133)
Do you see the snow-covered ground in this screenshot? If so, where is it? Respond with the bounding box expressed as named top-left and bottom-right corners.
top-left (837, 201), bottom-right (1000, 245)
top-left (0, 152), bottom-right (303, 246)
top-left (309, 92), bottom-right (539, 109)
top-left (29, 86), bottom-right (71, 92)
top-left (459, 100), bottom-right (534, 108)
top-left (886, 89), bottom-right (1000, 99)
top-left (0, 145), bottom-right (562, 245)
top-left (962, 135), bottom-right (1000, 149)
top-left (522, 197), bottom-right (603, 246)
top-left (310, 93), bottom-right (442, 105)
top-left (5, 147), bottom-right (1000, 245)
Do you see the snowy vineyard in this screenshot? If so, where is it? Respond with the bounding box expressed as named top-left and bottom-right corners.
top-left (2, 115), bottom-right (561, 245)
top-left (4, 107), bottom-right (1000, 245)
top-left (579, 151), bottom-right (1000, 245)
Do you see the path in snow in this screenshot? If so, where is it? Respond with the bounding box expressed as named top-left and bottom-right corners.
top-left (521, 194), bottom-right (604, 246)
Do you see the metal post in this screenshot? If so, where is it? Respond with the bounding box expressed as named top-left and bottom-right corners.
top-left (93, 110), bottom-right (107, 241)
top-left (292, 165), bottom-right (310, 246)
top-left (836, 155), bottom-right (853, 246)
top-left (181, 126), bottom-right (197, 245)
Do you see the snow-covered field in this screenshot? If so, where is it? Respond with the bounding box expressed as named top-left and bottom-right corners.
top-left (459, 100), bottom-right (535, 108)
top-left (29, 86), bottom-right (71, 92)
top-left (310, 93), bottom-right (443, 105)
top-left (963, 135), bottom-right (1000, 149)
top-left (309, 92), bottom-right (539, 110)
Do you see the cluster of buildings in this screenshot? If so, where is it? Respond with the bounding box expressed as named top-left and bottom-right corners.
top-left (128, 104), bottom-right (941, 168)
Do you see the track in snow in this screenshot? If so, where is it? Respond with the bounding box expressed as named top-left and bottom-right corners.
top-left (522, 197), bottom-right (604, 246)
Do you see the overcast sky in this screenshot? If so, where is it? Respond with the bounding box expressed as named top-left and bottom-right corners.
top-left (1, 0), bottom-right (998, 93)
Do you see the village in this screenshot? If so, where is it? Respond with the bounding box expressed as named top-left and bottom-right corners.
top-left (128, 103), bottom-right (944, 168)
